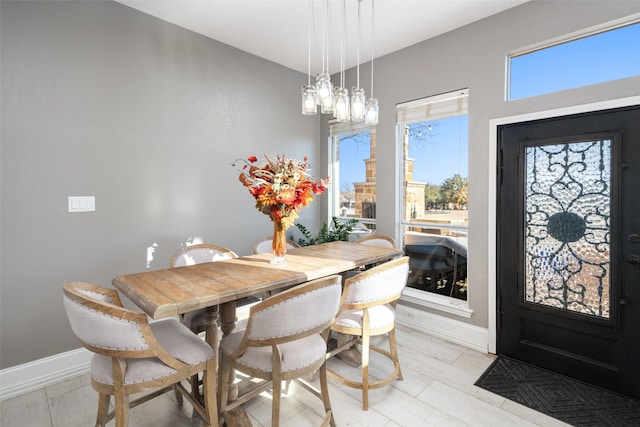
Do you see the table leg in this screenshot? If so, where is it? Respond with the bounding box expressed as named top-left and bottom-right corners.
top-left (219, 301), bottom-right (238, 401)
top-left (218, 301), bottom-right (253, 426)
top-left (336, 332), bottom-right (361, 367)
top-left (219, 301), bottom-right (236, 336)
top-left (204, 306), bottom-right (220, 354)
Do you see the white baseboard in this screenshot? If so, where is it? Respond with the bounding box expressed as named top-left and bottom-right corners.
top-left (396, 304), bottom-right (489, 353)
top-left (0, 348), bottom-right (91, 401)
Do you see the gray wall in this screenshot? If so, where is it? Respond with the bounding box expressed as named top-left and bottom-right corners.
top-left (0, 0), bottom-right (319, 368)
top-left (2, 0), bottom-right (639, 370)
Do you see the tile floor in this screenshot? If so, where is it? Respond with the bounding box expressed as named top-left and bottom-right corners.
top-left (0, 325), bottom-right (569, 426)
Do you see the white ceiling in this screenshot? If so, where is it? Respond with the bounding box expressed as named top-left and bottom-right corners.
top-left (116, 0), bottom-right (529, 75)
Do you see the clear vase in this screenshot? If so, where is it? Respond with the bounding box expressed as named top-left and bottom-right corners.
top-left (271, 221), bottom-right (287, 264)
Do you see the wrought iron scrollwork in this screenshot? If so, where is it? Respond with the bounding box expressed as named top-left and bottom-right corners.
top-left (525, 139), bottom-right (611, 318)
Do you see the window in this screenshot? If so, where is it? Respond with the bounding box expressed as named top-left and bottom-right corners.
top-left (329, 121), bottom-right (377, 235)
top-left (508, 21), bottom-right (640, 100)
top-left (397, 89), bottom-right (469, 303)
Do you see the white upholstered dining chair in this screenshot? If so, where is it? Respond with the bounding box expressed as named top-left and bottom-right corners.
top-left (344, 234), bottom-right (399, 278)
top-left (326, 256), bottom-right (410, 410)
top-left (354, 233), bottom-right (397, 248)
top-left (218, 275), bottom-right (342, 427)
top-left (62, 281), bottom-right (218, 427)
top-left (253, 236), bottom-right (301, 254)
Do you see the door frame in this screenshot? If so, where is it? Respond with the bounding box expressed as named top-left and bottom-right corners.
top-left (487, 95), bottom-right (640, 354)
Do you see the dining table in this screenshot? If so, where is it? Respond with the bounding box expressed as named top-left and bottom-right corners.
top-left (112, 240), bottom-right (403, 426)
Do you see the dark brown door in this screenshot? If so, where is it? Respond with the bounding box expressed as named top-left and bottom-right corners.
top-left (497, 105), bottom-right (640, 398)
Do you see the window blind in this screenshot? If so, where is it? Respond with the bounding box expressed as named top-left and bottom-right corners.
top-left (329, 120), bottom-right (373, 137)
top-left (396, 88), bottom-right (468, 124)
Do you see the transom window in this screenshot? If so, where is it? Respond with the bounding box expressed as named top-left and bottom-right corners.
top-left (508, 20), bottom-right (640, 100)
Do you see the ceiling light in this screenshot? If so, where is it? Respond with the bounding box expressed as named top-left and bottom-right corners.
top-left (301, 0), bottom-right (378, 126)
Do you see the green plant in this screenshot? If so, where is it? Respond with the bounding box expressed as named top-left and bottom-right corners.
top-left (294, 217), bottom-right (358, 246)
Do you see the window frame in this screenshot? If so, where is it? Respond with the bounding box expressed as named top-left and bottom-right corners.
top-left (328, 120), bottom-right (377, 228)
top-left (396, 89), bottom-right (473, 317)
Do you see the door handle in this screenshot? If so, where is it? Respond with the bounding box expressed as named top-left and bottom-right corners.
top-left (620, 298), bottom-right (628, 306)
top-left (628, 255), bottom-right (639, 264)
top-left (629, 234), bottom-right (640, 244)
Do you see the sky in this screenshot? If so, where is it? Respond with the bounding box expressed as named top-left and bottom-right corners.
top-left (338, 22), bottom-right (639, 191)
top-left (339, 115), bottom-right (468, 190)
top-left (510, 22), bottom-right (640, 100)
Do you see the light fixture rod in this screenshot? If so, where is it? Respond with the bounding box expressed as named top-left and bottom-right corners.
top-left (370, 0), bottom-right (375, 96)
top-left (356, 0), bottom-right (362, 88)
top-left (307, 0), bottom-right (313, 84)
top-left (340, 0), bottom-right (346, 88)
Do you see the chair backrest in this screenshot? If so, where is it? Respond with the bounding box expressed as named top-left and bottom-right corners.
top-left (341, 256), bottom-right (410, 309)
top-left (253, 236), bottom-right (301, 254)
top-left (62, 282), bottom-right (155, 358)
top-left (242, 275), bottom-right (342, 347)
top-left (354, 234), bottom-right (397, 248)
top-left (170, 243), bottom-right (238, 267)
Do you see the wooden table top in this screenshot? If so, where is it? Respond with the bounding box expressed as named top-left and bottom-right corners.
top-left (112, 241), bottom-right (403, 319)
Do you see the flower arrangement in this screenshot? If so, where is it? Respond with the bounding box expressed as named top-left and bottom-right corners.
top-left (233, 153), bottom-right (330, 230)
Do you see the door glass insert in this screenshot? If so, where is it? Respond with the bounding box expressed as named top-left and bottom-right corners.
top-left (524, 139), bottom-right (611, 319)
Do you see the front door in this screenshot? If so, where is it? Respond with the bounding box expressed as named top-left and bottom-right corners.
top-left (497, 105), bottom-right (640, 398)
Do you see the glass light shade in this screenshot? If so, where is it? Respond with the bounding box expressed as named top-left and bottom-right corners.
top-left (320, 88), bottom-right (334, 114)
top-left (301, 85), bottom-right (318, 115)
top-left (365, 97), bottom-right (379, 125)
top-left (333, 87), bottom-right (350, 122)
top-left (351, 87), bottom-right (365, 121)
top-left (315, 72), bottom-right (332, 106)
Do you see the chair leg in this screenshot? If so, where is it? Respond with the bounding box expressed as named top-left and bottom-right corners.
top-left (319, 363), bottom-right (336, 427)
top-left (190, 373), bottom-right (202, 404)
top-left (95, 393), bottom-right (110, 427)
top-left (361, 331), bottom-right (370, 411)
top-left (218, 356), bottom-right (231, 416)
top-left (173, 383), bottom-right (183, 406)
top-left (114, 392), bottom-right (129, 427)
top-left (112, 358), bottom-right (129, 427)
top-left (388, 327), bottom-right (403, 381)
top-left (202, 359), bottom-right (219, 427)
top-left (272, 378), bottom-right (281, 427)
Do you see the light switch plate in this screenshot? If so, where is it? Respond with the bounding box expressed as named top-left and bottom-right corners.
top-left (68, 196), bottom-right (95, 212)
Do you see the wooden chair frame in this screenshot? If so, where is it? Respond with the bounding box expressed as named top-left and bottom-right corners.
top-left (327, 256), bottom-right (409, 410)
top-left (218, 276), bottom-right (341, 427)
top-left (170, 243), bottom-right (238, 269)
top-left (62, 282), bottom-right (218, 427)
top-left (354, 234), bottom-right (397, 248)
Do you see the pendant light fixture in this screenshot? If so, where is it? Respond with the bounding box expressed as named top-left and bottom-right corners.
top-left (364, 0), bottom-right (378, 125)
top-left (333, 0), bottom-right (350, 122)
top-left (302, 0), bottom-right (318, 115)
top-left (316, 0), bottom-right (333, 114)
top-left (301, 0), bottom-right (378, 125)
top-left (350, 0), bottom-right (365, 122)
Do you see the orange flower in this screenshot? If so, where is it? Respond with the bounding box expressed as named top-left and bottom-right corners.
top-left (232, 154), bottom-right (330, 230)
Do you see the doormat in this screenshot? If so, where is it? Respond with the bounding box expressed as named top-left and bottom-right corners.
top-left (474, 356), bottom-right (640, 426)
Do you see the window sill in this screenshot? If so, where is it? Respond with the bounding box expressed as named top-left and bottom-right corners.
top-left (401, 288), bottom-right (474, 318)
